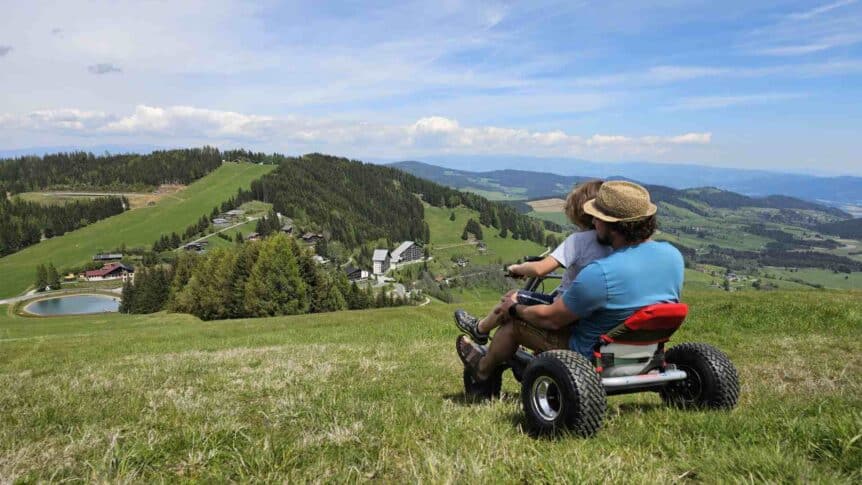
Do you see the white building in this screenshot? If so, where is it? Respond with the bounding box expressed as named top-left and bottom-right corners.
top-left (390, 241), bottom-right (423, 264)
top-left (372, 249), bottom-right (390, 275)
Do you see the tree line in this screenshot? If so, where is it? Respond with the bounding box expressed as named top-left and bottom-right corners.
top-left (122, 233), bottom-right (416, 319)
top-left (0, 147), bottom-right (223, 194)
top-left (0, 196), bottom-right (127, 257)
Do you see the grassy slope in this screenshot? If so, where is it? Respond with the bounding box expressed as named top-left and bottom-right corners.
top-left (1, 289), bottom-right (860, 482)
top-left (425, 204), bottom-right (547, 266)
top-left (0, 163), bottom-right (274, 298)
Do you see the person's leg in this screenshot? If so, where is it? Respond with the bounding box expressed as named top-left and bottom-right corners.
top-left (477, 322), bottom-right (520, 379)
top-left (475, 319), bottom-right (571, 380)
top-left (476, 289), bottom-right (554, 334)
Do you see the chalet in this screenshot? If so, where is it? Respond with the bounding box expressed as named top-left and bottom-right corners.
top-left (212, 217), bottom-right (229, 225)
top-left (373, 249), bottom-right (390, 275)
top-left (390, 241), bottom-right (423, 264)
top-left (93, 253), bottom-right (123, 262)
top-left (83, 263), bottom-right (134, 282)
top-left (184, 242), bottom-right (204, 252)
top-left (247, 232), bottom-right (261, 241)
top-left (301, 232), bottom-right (324, 244)
top-left (477, 242), bottom-right (487, 252)
top-left (226, 209), bottom-right (245, 217)
top-left (344, 265), bottom-right (370, 281)
top-left (281, 219), bottom-right (294, 234)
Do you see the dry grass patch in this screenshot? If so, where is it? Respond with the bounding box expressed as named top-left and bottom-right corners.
top-left (526, 198), bottom-right (566, 212)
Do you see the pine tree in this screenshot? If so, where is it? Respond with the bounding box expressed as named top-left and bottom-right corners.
top-left (499, 226), bottom-right (508, 238)
top-left (46, 263), bottom-right (60, 290)
top-left (449, 212), bottom-right (456, 221)
top-left (244, 234), bottom-right (308, 316)
top-left (35, 264), bottom-right (47, 291)
top-left (119, 279), bottom-right (136, 313)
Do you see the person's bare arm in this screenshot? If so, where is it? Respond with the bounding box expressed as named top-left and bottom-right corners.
top-left (507, 256), bottom-right (561, 278)
top-left (500, 297), bottom-right (577, 331)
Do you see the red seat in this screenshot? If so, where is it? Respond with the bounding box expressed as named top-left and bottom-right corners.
top-left (594, 303), bottom-right (688, 375)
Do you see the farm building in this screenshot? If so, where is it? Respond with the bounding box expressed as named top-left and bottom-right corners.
top-left (83, 263), bottom-right (134, 282)
top-left (390, 241), bottom-right (423, 264)
top-left (93, 253), bottom-right (123, 262)
top-left (373, 249), bottom-right (390, 275)
top-left (212, 218), bottom-right (229, 225)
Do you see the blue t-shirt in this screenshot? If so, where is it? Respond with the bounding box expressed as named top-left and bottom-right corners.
top-left (561, 241), bottom-right (684, 357)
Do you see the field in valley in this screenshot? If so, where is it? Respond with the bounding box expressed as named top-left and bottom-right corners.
top-left (1, 289), bottom-right (859, 482)
top-left (0, 163), bottom-right (274, 298)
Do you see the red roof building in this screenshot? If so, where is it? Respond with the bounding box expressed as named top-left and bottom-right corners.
top-left (83, 263), bottom-right (135, 281)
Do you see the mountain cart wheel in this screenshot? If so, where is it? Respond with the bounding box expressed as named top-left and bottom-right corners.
top-left (660, 343), bottom-right (740, 410)
top-left (521, 350), bottom-right (606, 436)
top-left (463, 367), bottom-right (503, 401)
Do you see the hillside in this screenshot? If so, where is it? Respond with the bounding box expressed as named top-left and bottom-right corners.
top-left (0, 163), bottom-right (274, 298)
top-left (1, 289), bottom-right (859, 482)
top-left (392, 158), bottom-right (862, 207)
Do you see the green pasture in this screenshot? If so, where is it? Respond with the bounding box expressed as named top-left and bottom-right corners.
top-left (425, 204), bottom-right (546, 267)
top-left (761, 267), bottom-right (862, 290)
top-left (1, 289), bottom-right (860, 482)
top-left (0, 163), bottom-right (274, 298)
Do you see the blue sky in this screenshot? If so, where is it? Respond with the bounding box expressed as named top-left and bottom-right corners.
top-left (0, 0), bottom-right (860, 174)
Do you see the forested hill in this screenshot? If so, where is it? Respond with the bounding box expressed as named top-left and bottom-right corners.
top-left (0, 147), bottom-right (223, 193)
top-left (232, 153), bottom-right (554, 249)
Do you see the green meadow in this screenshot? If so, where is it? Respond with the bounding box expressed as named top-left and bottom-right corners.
top-left (1, 289), bottom-right (859, 482)
top-left (424, 204), bottom-right (548, 266)
top-left (0, 163), bottom-right (274, 298)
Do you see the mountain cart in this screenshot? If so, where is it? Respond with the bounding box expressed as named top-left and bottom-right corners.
top-left (462, 257), bottom-right (740, 437)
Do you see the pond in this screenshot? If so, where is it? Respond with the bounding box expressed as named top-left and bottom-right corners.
top-left (24, 294), bottom-right (121, 316)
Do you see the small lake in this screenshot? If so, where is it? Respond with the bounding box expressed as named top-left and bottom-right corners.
top-left (24, 294), bottom-right (120, 316)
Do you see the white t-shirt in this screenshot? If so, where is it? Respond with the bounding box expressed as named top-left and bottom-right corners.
top-left (550, 230), bottom-right (613, 293)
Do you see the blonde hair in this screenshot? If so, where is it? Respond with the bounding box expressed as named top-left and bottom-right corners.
top-left (565, 179), bottom-right (604, 229)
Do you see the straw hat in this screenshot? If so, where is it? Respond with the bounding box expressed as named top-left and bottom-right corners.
top-left (582, 181), bottom-right (657, 222)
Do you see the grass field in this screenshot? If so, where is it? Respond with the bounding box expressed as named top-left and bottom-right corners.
top-left (0, 163), bottom-right (274, 298)
top-left (424, 204), bottom-right (547, 267)
top-left (1, 289), bottom-right (859, 482)
top-left (761, 267), bottom-right (862, 290)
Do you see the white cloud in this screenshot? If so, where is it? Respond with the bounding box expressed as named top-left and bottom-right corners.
top-left (0, 105), bottom-right (712, 159)
top-left (787, 0), bottom-right (857, 21)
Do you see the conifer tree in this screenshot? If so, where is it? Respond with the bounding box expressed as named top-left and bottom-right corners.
top-left (46, 263), bottom-right (60, 289)
top-left (244, 234), bottom-right (308, 316)
top-left (35, 264), bottom-right (47, 291)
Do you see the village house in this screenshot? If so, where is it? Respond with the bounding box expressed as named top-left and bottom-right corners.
top-left (390, 241), bottom-right (423, 264)
top-left (372, 249), bottom-right (390, 275)
top-left (82, 263), bottom-right (134, 282)
top-left (301, 232), bottom-right (324, 244)
top-left (183, 242), bottom-right (205, 252)
top-left (344, 265), bottom-right (370, 281)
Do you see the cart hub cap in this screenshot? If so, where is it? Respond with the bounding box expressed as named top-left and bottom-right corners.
top-left (532, 375), bottom-right (562, 421)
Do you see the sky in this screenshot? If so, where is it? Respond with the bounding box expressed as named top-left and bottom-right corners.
top-left (0, 0), bottom-right (861, 175)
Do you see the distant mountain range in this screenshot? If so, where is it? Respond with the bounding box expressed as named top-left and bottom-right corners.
top-left (390, 159), bottom-right (862, 209)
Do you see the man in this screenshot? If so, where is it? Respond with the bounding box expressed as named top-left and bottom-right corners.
top-left (456, 181), bottom-right (684, 382)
